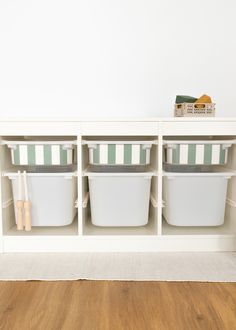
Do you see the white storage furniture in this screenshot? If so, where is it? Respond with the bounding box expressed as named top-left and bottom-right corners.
top-left (0, 117), bottom-right (235, 253)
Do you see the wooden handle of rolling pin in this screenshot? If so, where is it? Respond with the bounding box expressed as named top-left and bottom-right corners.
top-left (24, 201), bottom-right (32, 232)
top-left (16, 200), bottom-right (24, 230)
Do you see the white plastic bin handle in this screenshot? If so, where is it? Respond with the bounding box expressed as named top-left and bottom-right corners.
top-left (64, 176), bottom-right (73, 180)
top-left (7, 176), bottom-right (17, 180)
top-left (141, 144), bottom-right (152, 150)
top-left (222, 144), bottom-right (232, 150)
top-left (64, 172), bottom-right (77, 180)
top-left (7, 144), bottom-right (17, 150)
top-left (62, 144), bottom-right (74, 150)
top-left (165, 144), bottom-right (178, 150)
top-left (87, 144), bottom-right (98, 150)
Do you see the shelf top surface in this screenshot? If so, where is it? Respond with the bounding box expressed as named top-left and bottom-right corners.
top-left (0, 116), bottom-right (236, 122)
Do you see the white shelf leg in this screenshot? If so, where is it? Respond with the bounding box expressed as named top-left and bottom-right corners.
top-left (77, 135), bottom-right (83, 236)
top-left (157, 124), bottom-right (163, 235)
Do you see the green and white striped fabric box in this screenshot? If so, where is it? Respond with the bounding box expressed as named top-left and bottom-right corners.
top-left (87, 143), bottom-right (152, 165)
top-left (7, 142), bottom-right (75, 166)
top-left (164, 142), bottom-right (232, 165)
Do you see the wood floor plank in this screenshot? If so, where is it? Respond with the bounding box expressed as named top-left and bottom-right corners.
top-left (0, 281), bottom-right (236, 330)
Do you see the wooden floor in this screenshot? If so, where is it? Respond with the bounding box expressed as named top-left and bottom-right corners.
top-left (0, 281), bottom-right (236, 330)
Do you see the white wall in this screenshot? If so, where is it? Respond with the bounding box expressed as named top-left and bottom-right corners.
top-left (0, 0), bottom-right (235, 118)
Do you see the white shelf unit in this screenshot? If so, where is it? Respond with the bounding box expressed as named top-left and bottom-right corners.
top-left (0, 119), bottom-right (235, 252)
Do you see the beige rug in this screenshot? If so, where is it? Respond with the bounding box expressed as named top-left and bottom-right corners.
top-left (0, 252), bottom-right (236, 281)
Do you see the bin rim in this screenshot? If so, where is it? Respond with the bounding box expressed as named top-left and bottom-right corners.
top-left (163, 139), bottom-right (236, 145)
top-left (1, 140), bottom-right (77, 146)
top-left (82, 139), bottom-right (157, 145)
top-left (83, 165), bottom-right (155, 177)
top-left (85, 172), bottom-right (153, 177)
top-left (163, 169), bottom-right (236, 177)
top-left (3, 171), bottom-right (77, 178)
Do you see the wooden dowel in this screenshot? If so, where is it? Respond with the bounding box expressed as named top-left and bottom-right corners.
top-left (16, 171), bottom-right (24, 230)
top-left (23, 171), bottom-right (32, 232)
top-left (16, 200), bottom-right (24, 230)
top-left (24, 201), bottom-right (31, 232)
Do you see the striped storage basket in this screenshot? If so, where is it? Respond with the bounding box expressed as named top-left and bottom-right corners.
top-left (85, 142), bottom-right (153, 165)
top-left (164, 141), bottom-right (234, 165)
top-left (6, 141), bottom-right (75, 166)
top-left (174, 103), bottom-right (215, 117)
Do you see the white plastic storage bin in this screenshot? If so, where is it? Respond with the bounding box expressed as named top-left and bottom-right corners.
top-left (5, 169), bottom-right (77, 227)
top-left (163, 140), bottom-right (235, 165)
top-left (4, 140), bottom-right (76, 166)
top-left (83, 140), bottom-right (155, 166)
top-left (85, 167), bottom-right (153, 226)
top-left (163, 171), bottom-right (234, 226)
